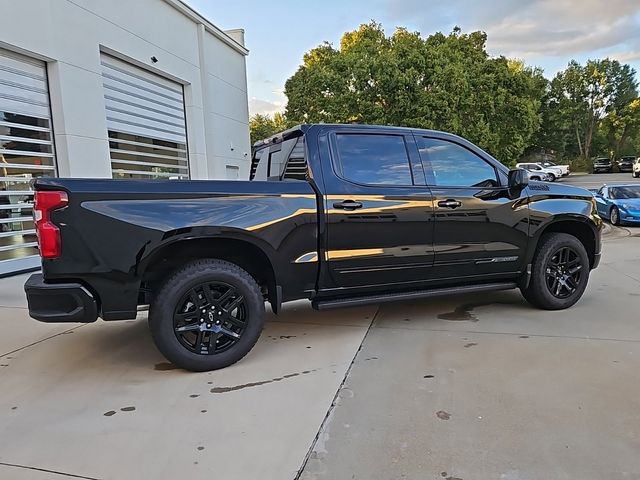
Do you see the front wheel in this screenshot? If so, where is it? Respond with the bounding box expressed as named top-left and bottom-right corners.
top-left (149, 259), bottom-right (265, 371)
top-left (521, 233), bottom-right (590, 310)
top-left (610, 206), bottom-right (621, 226)
top-left (548, 173), bottom-right (556, 181)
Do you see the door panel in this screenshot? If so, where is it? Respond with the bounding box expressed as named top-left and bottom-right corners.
top-left (417, 136), bottom-right (529, 283)
top-left (320, 129), bottom-right (435, 289)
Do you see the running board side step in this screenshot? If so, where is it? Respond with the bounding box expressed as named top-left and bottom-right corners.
top-left (311, 282), bottom-right (517, 310)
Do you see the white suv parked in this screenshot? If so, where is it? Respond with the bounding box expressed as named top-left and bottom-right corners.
top-left (538, 161), bottom-right (570, 177)
top-left (516, 163), bottom-right (559, 181)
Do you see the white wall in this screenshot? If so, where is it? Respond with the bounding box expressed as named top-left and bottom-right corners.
top-left (0, 0), bottom-right (251, 180)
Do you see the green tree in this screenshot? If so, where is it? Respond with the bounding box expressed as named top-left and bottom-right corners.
top-left (249, 112), bottom-right (288, 144)
top-left (284, 22), bottom-right (546, 165)
top-left (544, 59), bottom-right (638, 161)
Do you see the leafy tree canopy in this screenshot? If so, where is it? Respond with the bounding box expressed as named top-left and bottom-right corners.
top-left (284, 22), bottom-right (547, 165)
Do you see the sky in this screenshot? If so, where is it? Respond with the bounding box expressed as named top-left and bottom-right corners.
top-left (186, 0), bottom-right (640, 116)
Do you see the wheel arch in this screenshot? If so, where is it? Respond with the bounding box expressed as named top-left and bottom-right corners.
top-left (532, 219), bottom-right (598, 269)
top-left (140, 236), bottom-right (280, 313)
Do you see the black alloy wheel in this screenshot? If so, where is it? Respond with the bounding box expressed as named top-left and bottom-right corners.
top-left (173, 281), bottom-right (247, 355)
top-left (544, 246), bottom-right (583, 299)
top-left (520, 232), bottom-right (590, 310)
top-left (149, 259), bottom-right (265, 371)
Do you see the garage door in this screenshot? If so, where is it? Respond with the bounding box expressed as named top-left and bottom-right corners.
top-left (0, 48), bottom-right (56, 275)
top-left (100, 54), bottom-right (189, 180)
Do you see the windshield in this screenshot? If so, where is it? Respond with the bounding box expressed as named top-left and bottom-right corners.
top-left (610, 186), bottom-right (640, 199)
top-left (595, 159), bottom-right (610, 164)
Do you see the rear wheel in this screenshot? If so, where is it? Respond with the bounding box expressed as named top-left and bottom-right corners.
top-left (610, 206), bottom-right (620, 226)
top-left (548, 173), bottom-right (556, 181)
top-left (149, 259), bottom-right (265, 371)
top-left (521, 233), bottom-right (589, 310)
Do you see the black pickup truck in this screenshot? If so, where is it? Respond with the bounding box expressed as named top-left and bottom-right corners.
top-left (25, 124), bottom-right (602, 371)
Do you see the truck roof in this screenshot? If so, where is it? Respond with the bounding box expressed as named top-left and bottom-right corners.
top-left (252, 123), bottom-right (442, 150)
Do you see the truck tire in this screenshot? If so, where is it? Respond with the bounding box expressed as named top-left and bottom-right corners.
top-left (149, 259), bottom-right (265, 371)
top-left (521, 233), bottom-right (590, 310)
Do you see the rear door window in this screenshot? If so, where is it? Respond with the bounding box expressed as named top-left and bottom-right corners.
top-left (334, 134), bottom-right (414, 186)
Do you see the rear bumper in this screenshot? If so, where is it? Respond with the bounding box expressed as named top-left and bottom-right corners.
top-left (24, 274), bottom-right (98, 323)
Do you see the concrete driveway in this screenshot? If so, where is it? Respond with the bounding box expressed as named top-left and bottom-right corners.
top-left (1, 193), bottom-right (639, 479)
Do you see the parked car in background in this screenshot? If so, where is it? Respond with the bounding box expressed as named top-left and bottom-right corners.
top-left (593, 158), bottom-right (613, 173)
top-left (538, 161), bottom-right (570, 177)
top-left (633, 158), bottom-right (640, 178)
top-left (516, 162), bottom-right (559, 181)
top-left (24, 124), bottom-right (603, 371)
top-left (594, 184), bottom-right (640, 225)
top-left (619, 156), bottom-right (636, 173)
top-left (525, 170), bottom-right (552, 182)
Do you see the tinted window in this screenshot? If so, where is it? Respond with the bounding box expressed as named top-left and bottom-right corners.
top-left (610, 186), bottom-right (640, 199)
top-left (335, 134), bottom-right (413, 186)
top-left (418, 138), bottom-right (498, 187)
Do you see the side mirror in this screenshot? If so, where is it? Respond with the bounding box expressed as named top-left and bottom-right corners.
top-left (508, 168), bottom-right (529, 189)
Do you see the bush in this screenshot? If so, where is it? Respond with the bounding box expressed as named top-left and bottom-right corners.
top-left (569, 157), bottom-right (593, 173)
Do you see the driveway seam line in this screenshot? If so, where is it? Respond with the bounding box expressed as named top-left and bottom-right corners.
top-left (293, 306), bottom-right (380, 480)
top-left (0, 461), bottom-right (101, 480)
top-left (0, 325), bottom-right (86, 358)
top-left (371, 325), bottom-right (640, 343)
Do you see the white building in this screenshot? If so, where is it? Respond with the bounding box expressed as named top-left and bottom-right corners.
top-left (0, 0), bottom-right (251, 275)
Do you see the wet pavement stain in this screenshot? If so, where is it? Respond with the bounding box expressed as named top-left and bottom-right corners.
top-left (436, 410), bottom-right (451, 420)
top-left (464, 342), bottom-right (478, 348)
top-left (210, 369), bottom-right (317, 393)
top-left (201, 410), bottom-right (207, 413)
top-left (189, 394), bottom-right (200, 398)
top-left (424, 375), bottom-right (435, 379)
top-left (438, 301), bottom-right (515, 321)
top-left (197, 446), bottom-right (205, 451)
top-left (279, 335), bottom-right (296, 339)
top-left (120, 406), bottom-right (136, 412)
top-left (363, 356), bottom-right (379, 361)
top-left (11, 406), bottom-right (17, 410)
top-left (103, 410), bottom-right (116, 417)
top-left (519, 335), bottom-right (529, 338)
top-left (154, 362), bottom-right (178, 371)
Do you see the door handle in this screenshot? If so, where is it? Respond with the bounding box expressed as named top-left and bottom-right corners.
top-left (438, 199), bottom-right (462, 209)
top-left (333, 200), bottom-right (363, 210)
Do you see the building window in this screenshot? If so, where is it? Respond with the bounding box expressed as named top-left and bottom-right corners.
top-left (100, 54), bottom-right (189, 179)
top-left (0, 48), bottom-right (57, 273)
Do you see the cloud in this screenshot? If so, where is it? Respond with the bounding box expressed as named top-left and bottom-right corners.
top-left (384, 0), bottom-right (640, 60)
top-left (248, 97), bottom-right (284, 116)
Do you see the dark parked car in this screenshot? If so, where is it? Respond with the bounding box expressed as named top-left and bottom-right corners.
top-left (593, 158), bottom-right (613, 173)
top-left (25, 124), bottom-right (603, 371)
top-left (618, 156), bottom-right (636, 173)
top-left (594, 184), bottom-right (640, 225)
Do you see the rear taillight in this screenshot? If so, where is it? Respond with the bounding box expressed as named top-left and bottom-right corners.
top-left (34, 190), bottom-right (68, 259)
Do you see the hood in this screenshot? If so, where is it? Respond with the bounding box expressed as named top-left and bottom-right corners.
top-left (527, 181), bottom-right (593, 199)
top-left (613, 198), bottom-right (640, 210)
